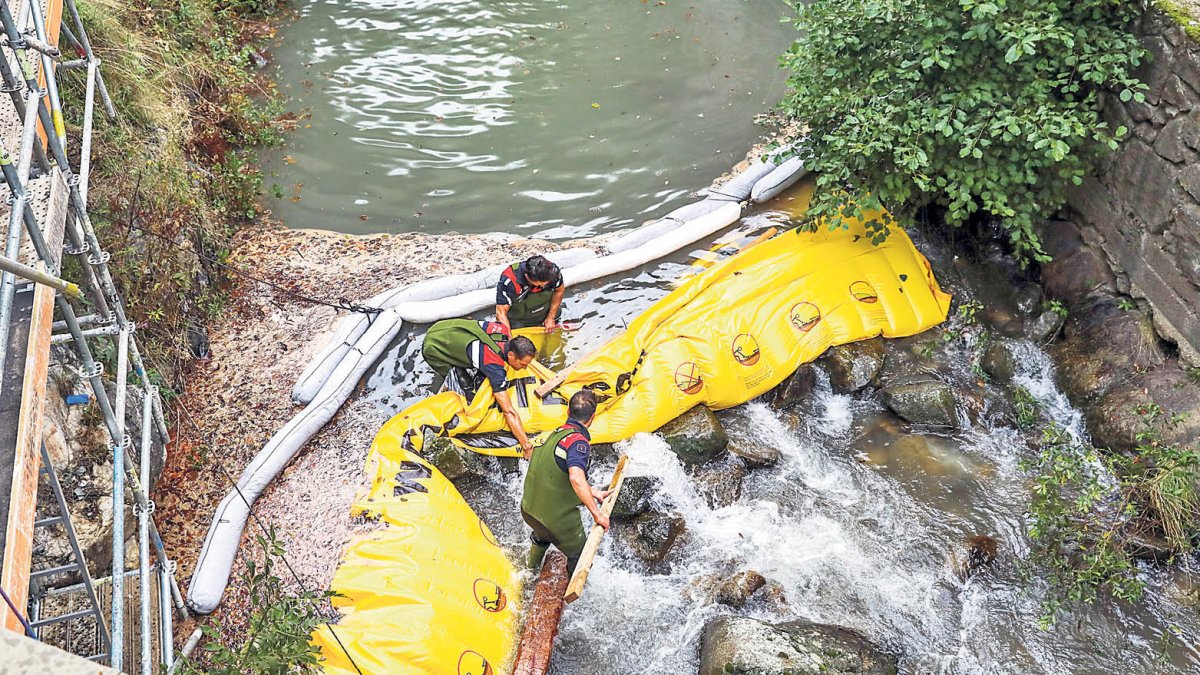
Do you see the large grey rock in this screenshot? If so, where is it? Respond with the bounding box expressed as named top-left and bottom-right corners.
top-left (1153, 113), bottom-right (1199, 163)
top-left (1084, 365), bottom-right (1200, 453)
top-left (771, 364), bottom-right (817, 410)
top-left (691, 454), bottom-right (745, 508)
top-left (656, 406), bottom-right (728, 465)
top-left (824, 339), bottom-right (885, 393)
top-left (699, 617), bottom-right (898, 675)
top-left (612, 474), bottom-right (661, 519)
top-left (1050, 299), bottom-right (1165, 402)
top-left (620, 510), bottom-right (685, 564)
top-left (981, 340), bottom-right (1017, 383)
top-left (1024, 310), bottom-right (1065, 344)
top-left (728, 439), bottom-right (782, 469)
top-left (882, 380), bottom-right (958, 428)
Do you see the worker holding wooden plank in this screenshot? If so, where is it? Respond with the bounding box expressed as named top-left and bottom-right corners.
top-left (520, 389), bottom-right (611, 575)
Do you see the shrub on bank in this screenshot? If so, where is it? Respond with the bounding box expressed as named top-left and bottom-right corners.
top-left (778, 0), bottom-right (1146, 261)
top-left (58, 0), bottom-right (288, 385)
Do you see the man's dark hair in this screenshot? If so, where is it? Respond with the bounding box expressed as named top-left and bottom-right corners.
top-left (508, 335), bottom-right (537, 359)
top-left (525, 255), bottom-right (559, 285)
top-left (567, 389), bottom-right (598, 423)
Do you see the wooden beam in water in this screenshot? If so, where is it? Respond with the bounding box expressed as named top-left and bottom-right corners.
top-left (511, 551), bottom-right (569, 675)
top-left (564, 455), bottom-right (628, 604)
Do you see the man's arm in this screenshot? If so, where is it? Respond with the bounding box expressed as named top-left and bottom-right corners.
top-left (542, 285), bottom-right (565, 330)
top-left (569, 466), bottom-right (609, 531)
top-left (492, 389), bottom-right (533, 459)
top-left (495, 304), bottom-right (512, 332)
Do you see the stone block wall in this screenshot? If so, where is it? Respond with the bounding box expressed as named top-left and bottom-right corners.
top-left (1065, 10), bottom-right (1200, 364)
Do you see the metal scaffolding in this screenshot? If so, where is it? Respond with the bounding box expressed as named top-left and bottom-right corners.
top-left (0, 0), bottom-right (184, 670)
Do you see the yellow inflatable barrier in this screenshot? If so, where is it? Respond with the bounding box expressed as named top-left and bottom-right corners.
top-left (317, 209), bottom-right (951, 673)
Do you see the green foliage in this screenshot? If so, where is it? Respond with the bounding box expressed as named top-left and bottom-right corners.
top-left (1023, 409), bottom-right (1200, 626)
top-left (1012, 384), bottom-right (1039, 430)
top-left (1117, 297), bottom-right (1136, 311)
top-left (778, 0), bottom-right (1146, 261)
top-left (58, 0), bottom-right (287, 388)
top-left (942, 298), bottom-right (984, 342)
top-left (180, 528), bottom-right (334, 674)
top-left (1044, 298), bottom-right (1068, 318)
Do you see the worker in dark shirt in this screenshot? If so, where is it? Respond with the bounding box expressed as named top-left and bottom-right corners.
top-left (520, 389), bottom-right (611, 574)
top-left (421, 318), bottom-right (538, 458)
top-left (496, 254), bottom-right (565, 331)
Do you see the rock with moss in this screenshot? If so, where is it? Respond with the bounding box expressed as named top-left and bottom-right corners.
top-left (657, 406), bottom-right (728, 465)
top-left (981, 340), bottom-right (1018, 383)
top-left (612, 475), bottom-right (661, 519)
top-left (771, 365), bottom-right (817, 410)
top-left (1049, 299), bottom-right (1164, 402)
top-left (824, 339), bottom-right (885, 393)
top-left (619, 510), bottom-right (686, 564)
top-left (699, 617), bottom-right (898, 675)
top-left (882, 380), bottom-right (958, 428)
top-left (691, 454), bottom-right (745, 508)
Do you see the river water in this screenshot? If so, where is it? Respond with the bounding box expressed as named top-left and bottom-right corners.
top-left (262, 2), bottom-right (1200, 673)
top-left (260, 0), bottom-right (795, 237)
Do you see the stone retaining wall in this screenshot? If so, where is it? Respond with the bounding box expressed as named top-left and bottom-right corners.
top-left (1065, 9), bottom-right (1200, 364)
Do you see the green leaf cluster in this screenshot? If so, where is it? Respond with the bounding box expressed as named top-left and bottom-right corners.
top-left (778, 0), bottom-right (1147, 260)
top-left (180, 528), bottom-right (335, 674)
top-left (1022, 409), bottom-right (1199, 626)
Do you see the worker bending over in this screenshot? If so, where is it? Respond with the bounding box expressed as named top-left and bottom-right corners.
top-left (421, 318), bottom-right (537, 458)
top-left (521, 389), bottom-right (611, 574)
top-left (496, 254), bottom-right (565, 331)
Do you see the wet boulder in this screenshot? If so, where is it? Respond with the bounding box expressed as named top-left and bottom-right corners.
top-left (1084, 366), bottom-right (1200, 453)
top-left (824, 339), bottom-right (885, 393)
top-left (1024, 310), bottom-right (1065, 344)
top-left (656, 406), bottom-right (728, 465)
top-left (612, 474), bottom-right (661, 519)
top-left (881, 379), bottom-right (958, 428)
top-left (699, 617), bottom-right (898, 675)
top-left (727, 439), bottom-right (781, 469)
top-left (771, 364), bottom-right (817, 410)
top-left (619, 510), bottom-right (685, 564)
top-left (981, 340), bottom-right (1018, 384)
top-left (691, 454), bottom-right (745, 508)
top-left (1050, 299), bottom-right (1164, 402)
top-left (955, 535), bottom-right (1000, 581)
top-left (714, 570), bottom-right (766, 609)
top-left (424, 436), bottom-right (486, 482)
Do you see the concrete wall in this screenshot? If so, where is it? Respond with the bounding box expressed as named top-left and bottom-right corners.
top-left (1066, 10), bottom-right (1200, 364)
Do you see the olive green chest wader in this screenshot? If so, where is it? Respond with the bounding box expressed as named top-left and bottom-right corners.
top-left (421, 319), bottom-right (505, 377)
top-left (521, 425), bottom-right (590, 571)
top-left (502, 263), bottom-right (556, 328)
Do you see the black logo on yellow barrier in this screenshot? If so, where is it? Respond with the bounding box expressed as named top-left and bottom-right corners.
top-left (478, 519), bottom-right (500, 547)
top-left (458, 651), bottom-right (493, 675)
top-left (473, 579), bottom-right (508, 613)
top-left (731, 334), bottom-right (760, 366)
top-left (850, 280), bottom-right (879, 304)
top-left (789, 302), bottom-right (821, 333)
top-left (674, 362), bottom-right (703, 395)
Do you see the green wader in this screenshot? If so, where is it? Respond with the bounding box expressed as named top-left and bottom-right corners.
top-left (421, 319), bottom-right (505, 377)
top-left (521, 426), bottom-right (588, 573)
top-left (503, 263), bottom-right (558, 329)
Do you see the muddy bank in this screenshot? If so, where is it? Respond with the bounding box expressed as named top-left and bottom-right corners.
top-left (154, 223), bottom-right (593, 631)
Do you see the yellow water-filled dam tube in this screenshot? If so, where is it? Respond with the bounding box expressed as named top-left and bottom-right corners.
top-left (317, 213), bottom-right (951, 673)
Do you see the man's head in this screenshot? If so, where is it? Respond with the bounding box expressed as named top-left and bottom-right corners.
top-left (505, 335), bottom-right (537, 370)
top-left (523, 255), bottom-right (559, 290)
top-left (567, 389), bottom-right (599, 426)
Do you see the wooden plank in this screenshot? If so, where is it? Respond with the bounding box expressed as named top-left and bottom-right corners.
top-left (563, 456), bottom-right (628, 604)
top-left (511, 551), bottom-right (569, 675)
top-left (1, 270), bottom-right (54, 632)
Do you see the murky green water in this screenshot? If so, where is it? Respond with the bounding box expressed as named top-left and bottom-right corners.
top-left (260, 0), bottom-right (796, 237)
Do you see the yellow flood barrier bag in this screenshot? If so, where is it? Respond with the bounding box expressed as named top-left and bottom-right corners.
top-left (317, 214), bottom-right (950, 673)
